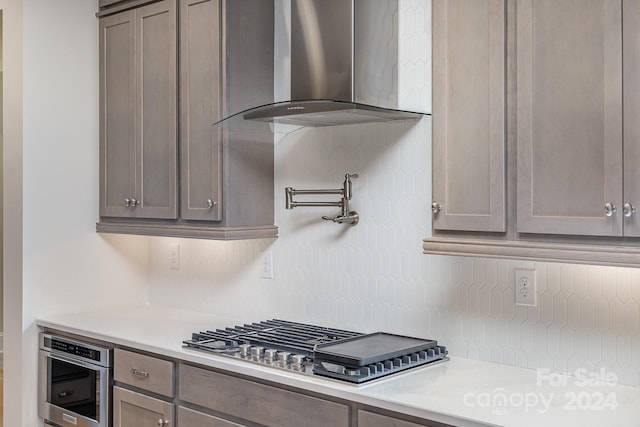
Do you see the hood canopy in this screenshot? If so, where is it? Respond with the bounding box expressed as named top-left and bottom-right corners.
top-left (216, 0), bottom-right (431, 134)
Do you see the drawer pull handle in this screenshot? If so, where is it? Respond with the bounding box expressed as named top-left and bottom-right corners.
top-left (131, 368), bottom-right (149, 378)
top-left (157, 419), bottom-right (170, 426)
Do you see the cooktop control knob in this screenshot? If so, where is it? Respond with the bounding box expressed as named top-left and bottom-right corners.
top-left (250, 346), bottom-right (264, 358)
top-left (277, 351), bottom-right (291, 363)
top-left (290, 354), bottom-right (305, 365)
top-left (264, 349), bottom-right (278, 361)
top-left (238, 344), bottom-right (251, 357)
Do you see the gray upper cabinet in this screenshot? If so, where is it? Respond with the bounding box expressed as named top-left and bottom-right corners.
top-left (623, 0), bottom-right (640, 237)
top-left (99, 0), bottom-right (178, 220)
top-left (426, 0), bottom-right (640, 266)
top-left (178, 0), bottom-right (275, 227)
top-left (432, 0), bottom-right (506, 232)
top-left (179, 0), bottom-right (223, 221)
top-left (99, 9), bottom-right (136, 219)
top-left (516, 0), bottom-right (623, 236)
top-left (97, 0), bottom-right (276, 240)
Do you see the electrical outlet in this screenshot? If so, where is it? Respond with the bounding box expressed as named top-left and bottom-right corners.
top-left (168, 243), bottom-right (180, 270)
top-left (261, 251), bottom-right (273, 279)
top-left (515, 268), bottom-right (536, 306)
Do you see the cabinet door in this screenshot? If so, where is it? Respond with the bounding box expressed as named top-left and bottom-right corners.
top-left (99, 9), bottom-right (136, 218)
top-left (134, 0), bottom-right (178, 219)
top-left (623, 0), bottom-right (640, 237)
top-left (516, 0), bottom-right (623, 236)
top-left (432, 0), bottom-right (506, 232)
top-left (179, 0), bottom-right (223, 221)
top-left (113, 386), bottom-right (173, 427)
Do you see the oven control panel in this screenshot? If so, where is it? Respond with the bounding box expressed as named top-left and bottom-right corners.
top-left (51, 338), bottom-right (101, 362)
top-left (40, 333), bottom-right (113, 367)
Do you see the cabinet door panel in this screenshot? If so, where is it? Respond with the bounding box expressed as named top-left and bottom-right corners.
top-left (113, 386), bottom-right (173, 427)
top-left (516, 0), bottom-right (623, 236)
top-left (623, 0), bottom-right (640, 237)
top-left (180, 0), bottom-right (223, 221)
top-left (135, 0), bottom-right (178, 219)
top-left (99, 10), bottom-right (136, 217)
top-left (432, 0), bottom-right (506, 232)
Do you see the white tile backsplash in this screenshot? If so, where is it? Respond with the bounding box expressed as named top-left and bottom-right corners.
top-left (147, 116), bottom-right (640, 387)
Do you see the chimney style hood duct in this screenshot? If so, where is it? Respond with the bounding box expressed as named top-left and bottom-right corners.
top-left (216, 0), bottom-right (431, 133)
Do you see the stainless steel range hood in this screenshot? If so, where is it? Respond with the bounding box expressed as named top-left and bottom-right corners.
top-left (216, 0), bottom-right (431, 133)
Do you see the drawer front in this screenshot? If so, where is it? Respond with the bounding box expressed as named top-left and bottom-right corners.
top-left (179, 364), bottom-right (349, 427)
top-left (178, 406), bottom-right (247, 427)
top-left (358, 410), bottom-right (453, 427)
top-left (114, 348), bottom-right (174, 397)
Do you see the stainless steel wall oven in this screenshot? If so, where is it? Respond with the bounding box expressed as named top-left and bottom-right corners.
top-left (39, 333), bottom-right (113, 427)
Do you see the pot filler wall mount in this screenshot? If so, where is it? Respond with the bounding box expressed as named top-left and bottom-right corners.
top-left (285, 173), bottom-right (360, 225)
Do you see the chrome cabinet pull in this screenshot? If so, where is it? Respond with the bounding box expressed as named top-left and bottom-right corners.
top-left (624, 203), bottom-right (636, 218)
top-left (130, 198), bottom-right (140, 207)
top-left (157, 419), bottom-right (169, 426)
top-left (125, 198), bottom-right (131, 207)
top-left (604, 202), bottom-right (617, 217)
top-left (131, 368), bottom-right (149, 378)
top-left (207, 199), bottom-right (217, 208)
top-left (432, 201), bottom-right (443, 214)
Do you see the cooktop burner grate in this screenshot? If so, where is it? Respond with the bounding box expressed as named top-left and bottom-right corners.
top-left (184, 319), bottom-right (362, 356)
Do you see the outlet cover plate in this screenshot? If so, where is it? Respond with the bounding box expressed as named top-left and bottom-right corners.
top-left (261, 251), bottom-right (274, 279)
top-left (515, 268), bottom-right (536, 306)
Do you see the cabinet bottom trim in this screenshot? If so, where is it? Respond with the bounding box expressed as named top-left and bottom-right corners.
top-left (423, 237), bottom-right (640, 267)
top-left (97, 222), bottom-right (278, 240)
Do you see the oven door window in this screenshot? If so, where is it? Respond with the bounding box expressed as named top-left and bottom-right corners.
top-left (49, 357), bottom-right (99, 420)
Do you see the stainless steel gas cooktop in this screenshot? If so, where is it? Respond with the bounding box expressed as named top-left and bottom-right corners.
top-left (183, 319), bottom-right (448, 384)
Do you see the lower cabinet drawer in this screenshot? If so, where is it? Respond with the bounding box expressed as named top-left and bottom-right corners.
top-left (179, 364), bottom-right (350, 427)
top-left (358, 410), bottom-right (453, 427)
top-left (178, 406), bottom-right (247, 427)
top-left (114, 348), bottom-right (174, 397)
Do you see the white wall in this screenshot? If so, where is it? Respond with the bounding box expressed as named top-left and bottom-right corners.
top-left (10, 1), bottom-right (151, 426)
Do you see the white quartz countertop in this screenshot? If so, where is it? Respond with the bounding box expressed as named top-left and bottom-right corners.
top-left (37, 305), bottom-right (640, 427)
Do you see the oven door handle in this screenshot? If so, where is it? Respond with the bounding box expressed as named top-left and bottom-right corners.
top-left (46, 351), bottom-right (107, 371)
top-left (57, 390), bottom-right (75, 398)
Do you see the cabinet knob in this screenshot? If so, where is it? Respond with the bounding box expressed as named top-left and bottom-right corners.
top-left (157, 420), bottom-right (169, 426)
top-left (432, 201), bottom-right (443, 214)
top-left (130, 198), bottom-right (140, 207)
top-left (604, 202), bottom-right (617, 217)
top-left (125, 198), bottom-right (131, 207)
top-left (624, 203), bottom-right (636, 218)
top-left (207, 199), bottom-right (217, 209)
